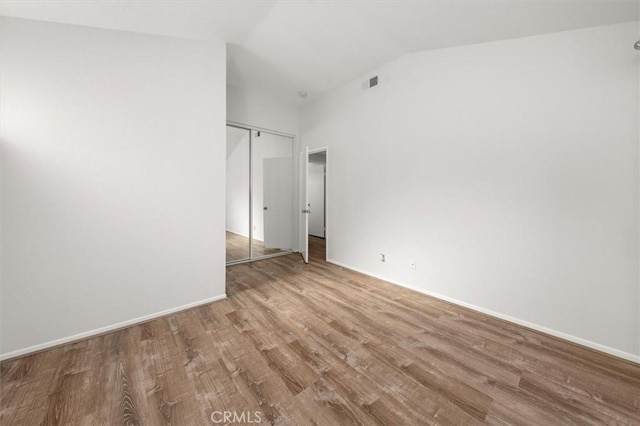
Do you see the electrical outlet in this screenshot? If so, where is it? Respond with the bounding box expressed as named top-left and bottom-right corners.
top-left (410, 260), bottom-right (416, 270)
top-left (380, 253), bottom-right (386, 263)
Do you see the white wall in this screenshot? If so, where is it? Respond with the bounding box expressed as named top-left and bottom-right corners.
top-left (301, 22), bottom-right (640, 358)
top-left (227, 85), bottom-right (300, 136)
top-left (308, 162), bottom-right (325, 238)
top-left (0, 17), bottom-right (227, 358)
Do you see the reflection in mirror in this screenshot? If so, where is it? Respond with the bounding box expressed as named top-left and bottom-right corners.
top-left (226, 126), bottom-right (250, 262)
top-left (252, 131), bottom-right (293, 257)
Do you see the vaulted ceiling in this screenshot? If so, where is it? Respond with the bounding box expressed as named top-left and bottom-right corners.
top-left (2, 1), bottom-right (638, 105)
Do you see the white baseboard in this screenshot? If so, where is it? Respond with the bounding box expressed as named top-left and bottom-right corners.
top-left (0, 294), bottom-right (227, 361)
top-left (326, 258), bottom-right (640, 365)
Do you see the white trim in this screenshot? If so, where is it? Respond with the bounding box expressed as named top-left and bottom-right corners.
top-left (308, 147), bottom-right (329, 154)
top-left (326, 258), bottom-right (640, 365)
top-left (226, 120), bottom-right (295, 139)
top-left (0, 294), bottom-right (227, 361)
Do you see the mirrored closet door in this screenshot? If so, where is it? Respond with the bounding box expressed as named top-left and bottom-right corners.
top-left (226, 125), bottom-right (251, 262)
top-left (226, 123), bottom-right (294, 265)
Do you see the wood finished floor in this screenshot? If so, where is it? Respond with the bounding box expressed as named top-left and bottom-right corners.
top-left (2, 236), bottom-right (640, 425)
top-left (226, 231), bottom-right (282, 262)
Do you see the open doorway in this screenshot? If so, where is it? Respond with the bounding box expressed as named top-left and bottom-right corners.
top-left (307, 148), bottom-right (327, 262)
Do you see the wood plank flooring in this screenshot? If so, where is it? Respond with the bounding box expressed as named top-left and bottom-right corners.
top-left (2, 236), bottom-right (640, 425)
top-left (226, 231), bottom-right (282, 262)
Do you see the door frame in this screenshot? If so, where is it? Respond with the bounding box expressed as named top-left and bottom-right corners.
top-left (306, 146), bottom-right (329, 262)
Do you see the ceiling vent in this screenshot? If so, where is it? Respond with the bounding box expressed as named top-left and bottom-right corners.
top-left (361, 75), bottom-right (380, 91)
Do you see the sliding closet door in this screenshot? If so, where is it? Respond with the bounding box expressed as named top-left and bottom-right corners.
top-left (263, 156), bottom-right (293, 249)
top-left (225, 126), bottom-right (251, 262)
top-left (252, 132), bottom-right (294, 257)
top-left (226, 124), bottom-right (294, 264)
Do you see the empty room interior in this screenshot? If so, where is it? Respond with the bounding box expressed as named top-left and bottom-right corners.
top-left (2, 1), bottom-right (640, 424)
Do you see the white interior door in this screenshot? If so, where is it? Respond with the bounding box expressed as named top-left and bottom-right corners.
top-left (308, 162), bottom-right (325, 238)
top-left (263, 157), bottom-right (293, 249)
top-left (299, 147), bottom-right (309, 263)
